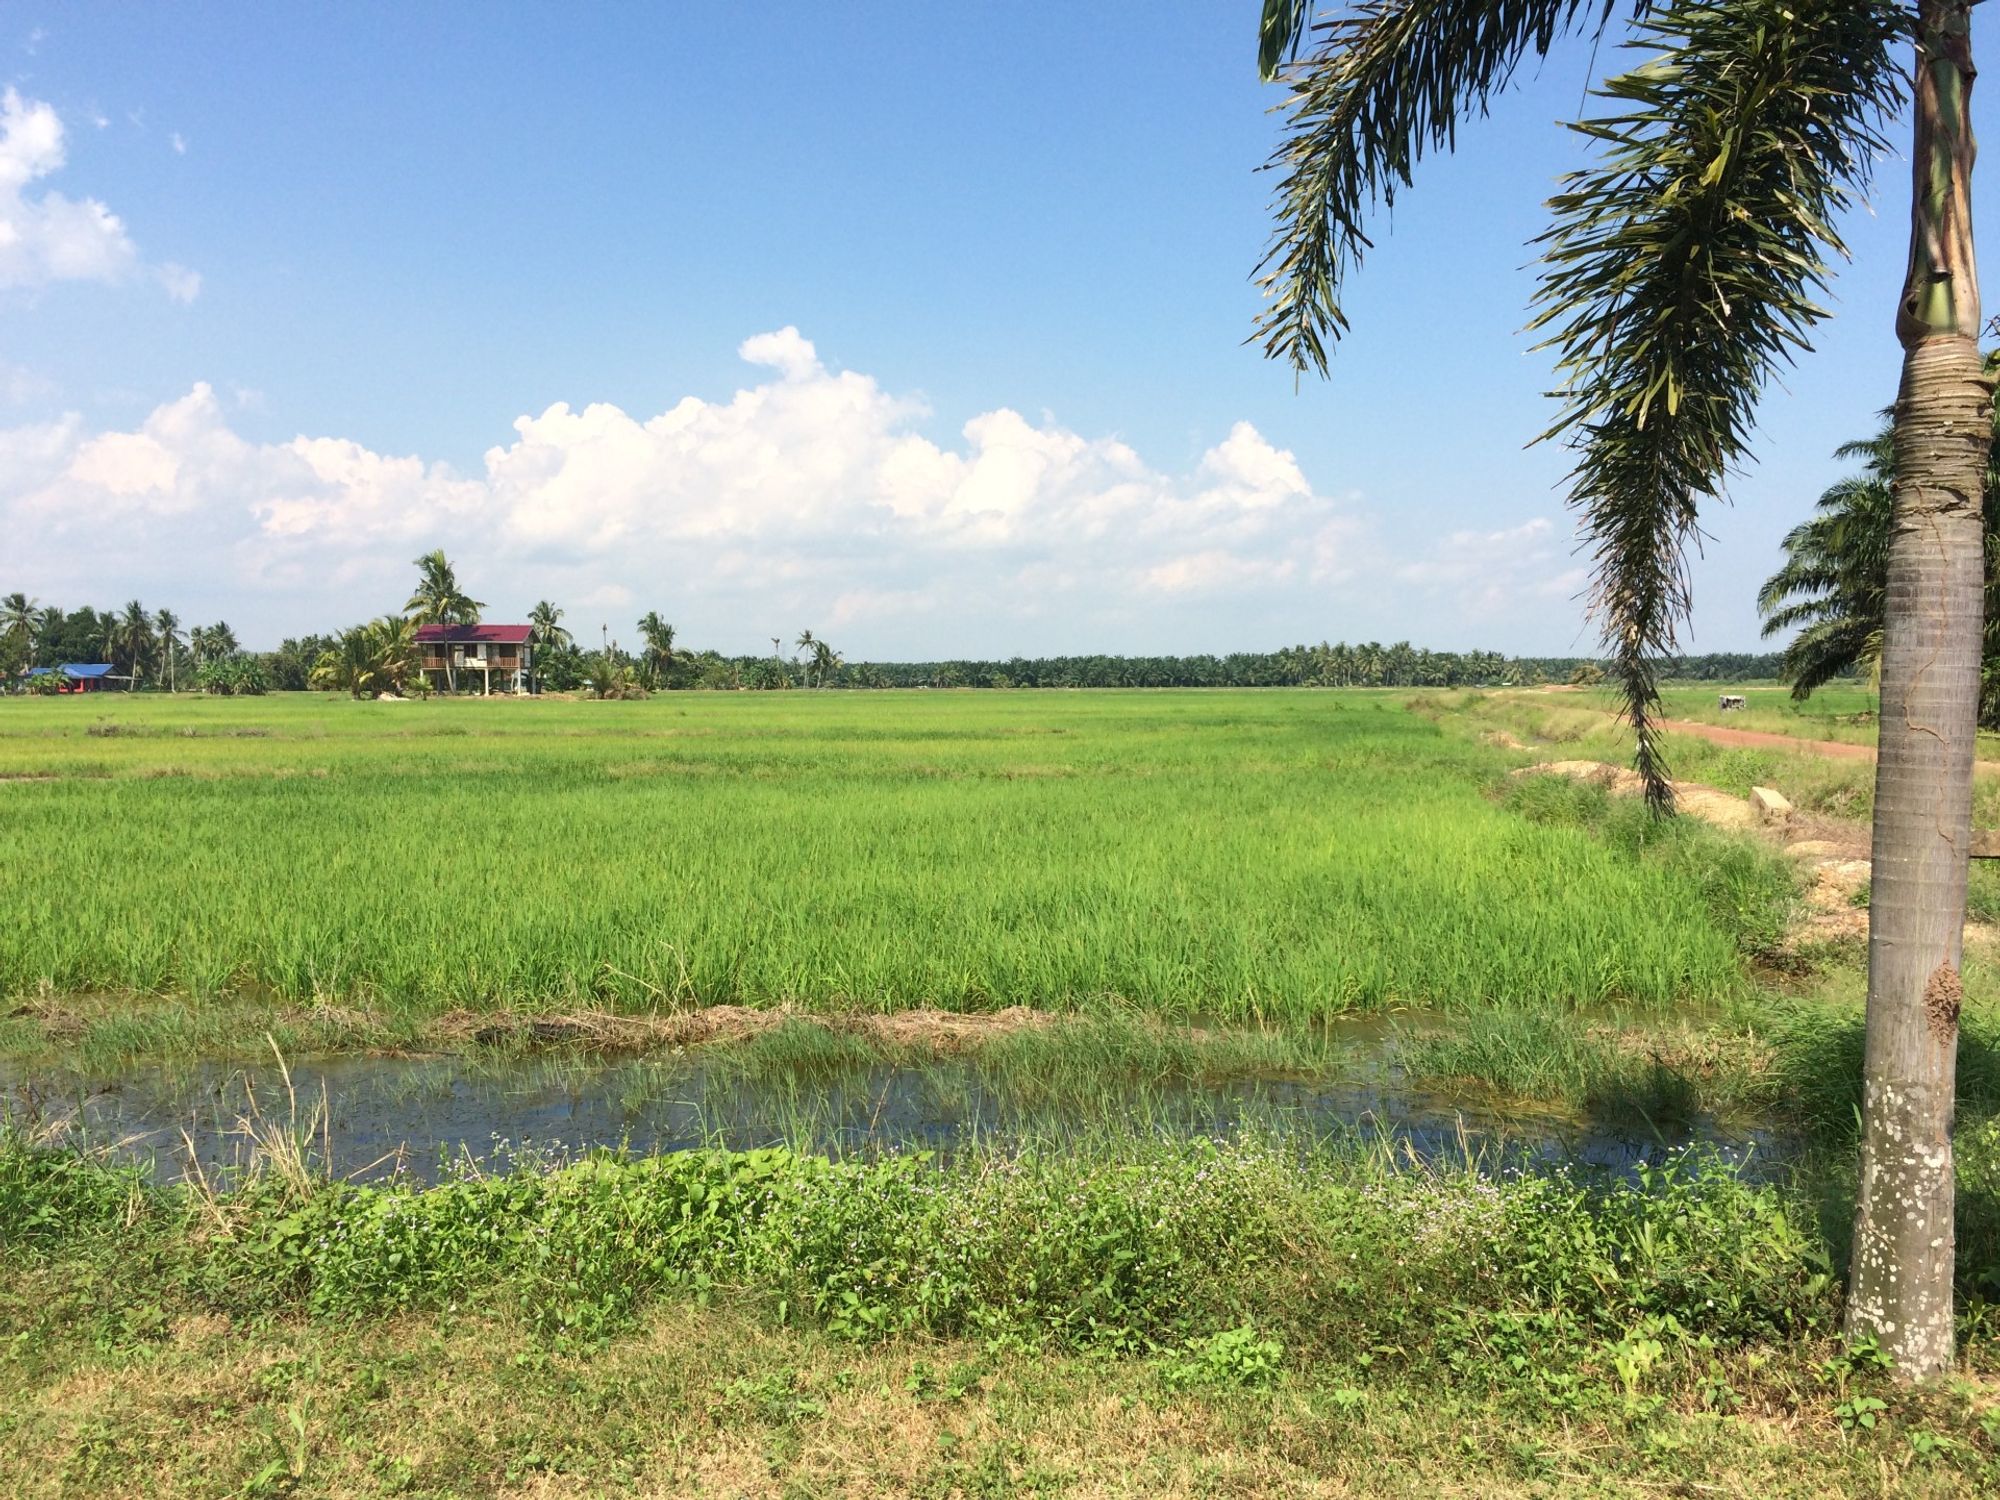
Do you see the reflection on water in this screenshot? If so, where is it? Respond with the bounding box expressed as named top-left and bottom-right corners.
top-left (0, 1043), bottom-right (1793, 1186)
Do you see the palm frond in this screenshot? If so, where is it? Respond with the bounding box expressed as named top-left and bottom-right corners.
top-left (1529, 0), bottom-right (1904, 809)
top-left (1259, 0), bottom-right (1318, 80)
top-left (1255, 1), bottom-right (1606, 376)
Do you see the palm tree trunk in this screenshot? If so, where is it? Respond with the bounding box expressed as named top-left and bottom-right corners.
top-left (1847, 0), bottom-right (1989, 1379)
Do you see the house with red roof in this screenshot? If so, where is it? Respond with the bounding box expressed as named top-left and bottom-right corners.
top-left (414, 624), bottom-right (534, 695)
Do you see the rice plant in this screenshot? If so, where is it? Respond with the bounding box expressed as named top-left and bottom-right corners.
top-left (0, 691), bottom-right (1787, 1040)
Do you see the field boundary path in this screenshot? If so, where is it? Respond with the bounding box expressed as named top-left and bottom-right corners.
top-left (1661, 716), bottom-right (2000, 774)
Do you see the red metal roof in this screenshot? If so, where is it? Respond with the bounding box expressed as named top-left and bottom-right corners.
top-left (413, 624), bottom-right (533, 645)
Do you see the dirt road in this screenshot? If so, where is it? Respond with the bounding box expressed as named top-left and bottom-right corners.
top-left (1660, 718), bottom-right (1877, 760)
top-left (1662, 717), bottom-right (2000, 774)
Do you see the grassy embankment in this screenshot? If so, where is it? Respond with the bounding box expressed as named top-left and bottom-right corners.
top-left (4, 690), bottom-right (1784, 1065)
top-left (6, 1121), bottom-right (2000, 1497)
top-left (1437, 681), bottom-right (2000, 823)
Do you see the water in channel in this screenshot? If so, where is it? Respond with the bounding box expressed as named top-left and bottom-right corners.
top-left (0, 1030), bottom-right (1792, 1187)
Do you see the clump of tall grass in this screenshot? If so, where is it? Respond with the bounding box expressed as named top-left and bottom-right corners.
top-left (703, 1009), bottom-right (1340, 1103)
top-left (1401, 1011), bottom-right (1700, 1131)
top-left (709, 1017), bottom-right (883, 1083)
top-left (970, 1009), bottom-right (1338, 1107)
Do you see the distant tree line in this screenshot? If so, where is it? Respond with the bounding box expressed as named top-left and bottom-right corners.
top-left (809, 645), bottom-right (1805, 691)
top-left (6, 575), bottom-right (1811, 699)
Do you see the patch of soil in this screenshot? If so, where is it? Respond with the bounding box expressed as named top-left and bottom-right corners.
top-left (1659, 717), bottom-right (1879, 761)
top-left (439, 1004), bottom-right (779, 1052)
top-left (1665, 717), bottom-right (2000, 778)
top-left (440, 1004), bottom-right (1054, 1056)
top-left (844, 1006), bottom-right (1051, 1052)
top-left (1779, 808), bottom-right (1869, 861)
top-left (7, 998), bottom-right (84, 1038)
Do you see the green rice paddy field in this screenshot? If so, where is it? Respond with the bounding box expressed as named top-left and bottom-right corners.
top-left (1, 690), bottom-right (1772, 1038)
top-left (17, 689), bottom-right (2000, 1496)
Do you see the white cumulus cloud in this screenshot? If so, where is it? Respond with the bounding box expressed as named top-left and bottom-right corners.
top-left (0, 88), bottom-right (194, 298)
top-left (0, 332), bottom-right (1394, 651)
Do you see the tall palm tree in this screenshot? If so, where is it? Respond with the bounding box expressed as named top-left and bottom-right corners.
top-left (404, 550), bottom-right (484, 626)
top-left (529, 600), bottom-right (571, 692)
top-left (153, 608), bottom-right (184, 693)
top-left (187, 625), bottom-right (210, 669)
top-left (810, 638), bottom-right (840, 688)
top-left (114, 600), bottom-right (152, 686)
top-left (529, 600), bottom-right (572, 652)
top-left (1, 592), bottom-right (35, 647)
top-left (404, 550), bottom-right (481, 692)
top-left (795, 628), bottom-right (818, 688)
top-left (0, 592), bottom-right (32, 686)
top-left (637, 611), bottom-right (676, 685)
top-left (1258, 0), bottom-right (1982, 1373)
top-left (207, 621), bottom-right (239, 658)
top-left (1760, 428), bottom-right (1895, 698)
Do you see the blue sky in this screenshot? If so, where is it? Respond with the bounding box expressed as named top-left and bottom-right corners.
top-left (1, 5), bottom-right (1987, 657)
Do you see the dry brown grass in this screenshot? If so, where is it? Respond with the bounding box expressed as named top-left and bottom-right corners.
top-left (3, 1286), bottom-right (1986, 1499)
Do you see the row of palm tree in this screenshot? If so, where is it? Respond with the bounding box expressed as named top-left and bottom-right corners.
top-left (1, 592), bottom-right (237, 687)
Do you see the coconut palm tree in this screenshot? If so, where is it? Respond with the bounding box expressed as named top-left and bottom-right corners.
top-left (405, 550), bottom-right (480, 694)
top-left (404, 550), bottom-right (483, 626)
top-left (637, 611), bottom-right (676, 686)
top-left (1258, 0), bottom-right (1982, 1373)
top-left (404, 550), bottom-right (481, 692)
top-left (206, 621), bottom-right (239, 659)
top-left (810, 638), bottom-right (840, 688)
top-left (309, 626), bottom-right (375, 698)
top-left (112, 600), bottom-right (153, 686)
top-left (1, 592), bottom-right (36, 646)
top-left (310, 616), bottom-right (420, 699)
top-left (528, 600), bottom-right (571, 692)
top-left (795, 629), bottom-right (818, 688)
top-left (153, 608), bottom-right (184, 693)
top-left (529, 600), bottom-right (571, 652)
top-left (0, 592), bottom-right (33, 686)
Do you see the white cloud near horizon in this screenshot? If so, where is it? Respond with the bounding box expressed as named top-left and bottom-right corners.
top-left (0, 88), bottom-right (196, 300)
top-left (1397, 517), bottom-right (1588, 620)
top-left (0, 329), bottom-right (1583, 652)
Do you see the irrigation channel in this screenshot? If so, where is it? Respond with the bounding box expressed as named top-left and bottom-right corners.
top-left (1, 1019), bottom-right (1797, 1185)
